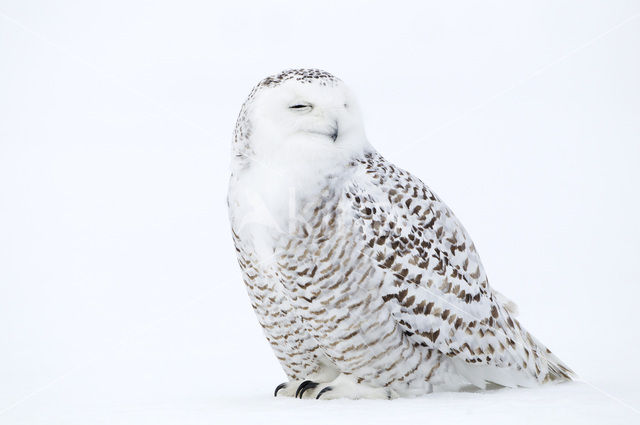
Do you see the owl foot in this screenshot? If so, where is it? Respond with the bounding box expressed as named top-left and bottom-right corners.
top-left (274, 360), bottom-right (341, 398)
top-left (274, 379), bottom-right (323, 398)
top-left (275, 374), bottom-right (397, 400)
top-left (315, 374), bottom-right (398, 400)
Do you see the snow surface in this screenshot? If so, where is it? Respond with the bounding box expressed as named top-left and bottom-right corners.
top-left (3, 383), bottom-right (639, 425)
top-left (1, 1), bottom-right (639, 424)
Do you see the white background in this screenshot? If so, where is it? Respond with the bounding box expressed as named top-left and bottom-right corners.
top-left (1, 1), bottom-right (639, 424)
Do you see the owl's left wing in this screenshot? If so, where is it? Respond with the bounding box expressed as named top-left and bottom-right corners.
top-left (347, 153), bottom-right (568, 386)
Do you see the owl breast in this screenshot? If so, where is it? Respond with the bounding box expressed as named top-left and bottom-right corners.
top-left (272, 181), bottom-right (445, 393)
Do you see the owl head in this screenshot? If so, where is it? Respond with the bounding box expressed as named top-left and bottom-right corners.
top-left (233, 69), bottom-right (368, 168)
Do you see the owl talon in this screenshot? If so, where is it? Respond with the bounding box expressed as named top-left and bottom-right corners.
top-left (316, 386), bottom-right (333, 399)
top-left (274, 382), bottom-right (287, 397)
top-left (296, 380), bottom-right (319, 398)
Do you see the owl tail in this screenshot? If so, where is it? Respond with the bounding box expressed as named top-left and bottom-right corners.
top-left (452, 328), bottom-right (575, 389)
top-left (530, 333), bottom-right (576, 383)
top-left (521, 322), bottom-right (577, 383)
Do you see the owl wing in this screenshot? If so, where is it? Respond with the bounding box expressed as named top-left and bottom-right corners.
top-left (348, 153), bottom-right (572, 387)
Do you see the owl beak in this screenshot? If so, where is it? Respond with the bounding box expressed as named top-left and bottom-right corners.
top-left (306, 121), bottom-right (339, 142)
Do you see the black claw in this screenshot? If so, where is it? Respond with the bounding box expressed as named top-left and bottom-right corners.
top-left (295, 380), bottom-right (310, 398)
top-left (295, 380), bottom-right (311, 398)
top-left (299, 381), bottom-right (318, 398)
top-left (274, 382), bottom-right (287, 397)
top-left (295, 380), bottom-right (318, 398)
top-left (316, 386), bottom-right (333, 399)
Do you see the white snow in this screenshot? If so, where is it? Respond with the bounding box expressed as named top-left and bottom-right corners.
top-left (1, 1), bottom-right (639, 424)
top-left (5, 384), bottom-right (638, 425)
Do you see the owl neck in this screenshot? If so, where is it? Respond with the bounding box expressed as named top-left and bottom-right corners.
top-left (230, 138), bottom-right (372, 238)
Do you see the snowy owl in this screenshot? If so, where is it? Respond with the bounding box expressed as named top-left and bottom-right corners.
top-left (227, 69), bottom-right (573, 399)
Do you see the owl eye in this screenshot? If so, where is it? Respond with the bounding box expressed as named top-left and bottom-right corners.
top-left (289, 103), bottom-right (312, 110)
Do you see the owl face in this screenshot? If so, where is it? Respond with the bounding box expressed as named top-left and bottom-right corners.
top-left (245, 77), bottom-right (368, 164)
